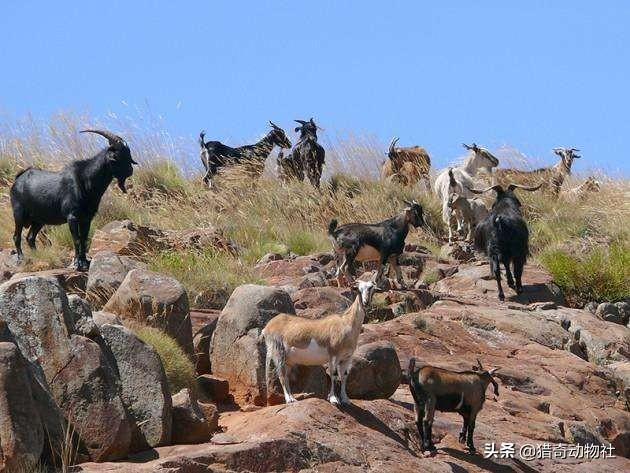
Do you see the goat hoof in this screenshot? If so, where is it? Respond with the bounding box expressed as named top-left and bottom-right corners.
top-left (498, 294), bottom-right (505, 302)
top-left (328, 396), bottom-right (341, 406)
top-left (467, 446), bottom-right (477, 454)
top-left (458, 434), bottom-right (466, 444)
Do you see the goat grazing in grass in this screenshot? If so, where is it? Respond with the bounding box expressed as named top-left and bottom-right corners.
top-left (199, 122), bottom-right (292, 187)
top-left (564, 176), bottom-right (601, 200)
top-left (262, 279), bottom-right (379, 405)
top-left (494, 147), bottom-right (580, 197)
top-left (447, 193), bottom-right (489, 242)
top-left (469, 182), bottom-right (543, 301)
top-left (434, 143), bottom-right (499, 243)
top-left (10, 130), bottom-right (136, 271)
top-left (328, 201), bottom-right (425, 288)
top-left (380, 137), bottom-right (431, 188)
top-left (408, 358), bottom-right (500, 453)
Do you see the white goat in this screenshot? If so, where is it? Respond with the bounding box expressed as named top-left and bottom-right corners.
top-left (261, 279), bottom-right (378, 405)
top-left (433, 143), bottom-right (499, 242)
top-left (447, 193), bottom-right (489, 241)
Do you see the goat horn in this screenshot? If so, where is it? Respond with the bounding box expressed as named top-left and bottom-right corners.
top-left (507, 182), bottom-right (544, 192)
top-left (388, 137), bottom-right (399, 154)
top-left (294, 120), bottom-right (308, 125)
top-left (466, 184), bottom-right (501, 194)
top-left (269, 121), bottom-right (280, 129)
top-left (476, 358), bottom-right (484, 370)
top-left (80, 129), bottom-right (124, 145)
top-left (462, 143), bottom-right (472, 150)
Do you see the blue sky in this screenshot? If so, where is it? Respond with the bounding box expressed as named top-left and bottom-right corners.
top-left (1, 1), bottom-right (628, 173)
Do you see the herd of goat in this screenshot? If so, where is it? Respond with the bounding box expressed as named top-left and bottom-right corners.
top-left (7, 121), bottom-right (600, 455)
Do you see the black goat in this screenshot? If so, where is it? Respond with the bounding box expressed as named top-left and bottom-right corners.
top-left (408, 358), bottom-right (500, 453)
top-left (10, 130), bottom-right (136, 271)
top-left (469, 182), bottom-right (543, 300)
top-left (328, 201), bottom-right (424, 288)
top-left (288, 118), bottom-right (325, 188)
top-left (199, 121), bottom-right (291, 187)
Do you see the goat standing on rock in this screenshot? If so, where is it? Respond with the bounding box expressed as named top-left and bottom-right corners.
top-left (10, 130), bottom-right (136, 271)
top-left (328, 201), bottom-right (425, 288)
top-left (469, 182), bottom-right (543, 301)
top-left (408, 358), bottom-right (500, 454)
top-left (262, 279), bottom-right (380, 405)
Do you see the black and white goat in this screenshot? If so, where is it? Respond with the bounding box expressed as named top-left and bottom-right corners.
top-left (469, 182), bottom-right (543, 301)
top-left (199, 122), bottom-right (292, 187)
top-left (10, 130), bottom-right (137, 271)
top-left (408, 358), bottom-right (500, 453)
top-left (328, 201), bottom-right (425, 288)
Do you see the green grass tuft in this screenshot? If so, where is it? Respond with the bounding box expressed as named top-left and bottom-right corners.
top-left (135, 325), bottom-right (196, 394)
top-left (541, 243), bottom-right (630, 305)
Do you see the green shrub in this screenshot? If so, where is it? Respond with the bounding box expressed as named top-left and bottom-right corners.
top-left (541, 243), bottom-right (630, 306)
top-left (135, 326), bottom-right (196, 393)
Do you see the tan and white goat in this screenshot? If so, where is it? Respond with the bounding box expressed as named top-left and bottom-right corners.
top-left (262, 279), bottom-right (379, 405)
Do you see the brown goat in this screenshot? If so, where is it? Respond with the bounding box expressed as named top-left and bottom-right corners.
top-left (380, 137), bottom-right (431, 187)
top-left (408, 358), bottom-right (500, 453)
top-left (494, 147), bottom-right (580, 197)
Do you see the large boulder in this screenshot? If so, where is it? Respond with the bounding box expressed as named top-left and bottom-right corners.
top-left (0, 342), bottom-right (44, 471)
top-left (210, 284), bottom-right (327, 406)
top-left (90, 220), bottom-right (167, 257)
top-left (103, 269), bottom-right (193, 355)
top-left (346, 341), bottom-right (402, 400)
top-left (0, 277), bottom-right (133, 462)
top-left (86, 251), bottom-right (146, 309)
top-left (291, 286), bottom-right (353, 319)
top-left (99, 324), bottom-right (172, 450)
top-left (50, 335), bottom-right (132, 461)
top-left (171, 389), bottom-right (212, 444)
top-left (0, 277), bottom-right (75, 381)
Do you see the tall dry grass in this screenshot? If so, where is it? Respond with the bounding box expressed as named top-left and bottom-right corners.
top-left (0, 113), bottom-right (627, 304)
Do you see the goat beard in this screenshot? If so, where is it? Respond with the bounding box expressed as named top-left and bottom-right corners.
top-left (117, 177), bottom-right (128, 193)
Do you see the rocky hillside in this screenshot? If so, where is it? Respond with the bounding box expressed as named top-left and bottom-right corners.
top-left (0, 220), bottom-right (627, 473)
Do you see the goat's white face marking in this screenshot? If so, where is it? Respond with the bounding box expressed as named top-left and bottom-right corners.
top-left (356, 280), bottom-right (377, 305)
top-left (355, 245), bottom-right (381, 262)
top-left (286, 339), bottom-right (329, 366)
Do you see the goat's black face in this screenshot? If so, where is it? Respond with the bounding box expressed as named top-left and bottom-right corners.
top-left (406, 202), bottom-right (425, 228)
top-left (109, 143), bottom-right (136, 193)
top-left (269, 124), bottom-right (292, 149)
top-left (294, 119), bottom-right (318, 140)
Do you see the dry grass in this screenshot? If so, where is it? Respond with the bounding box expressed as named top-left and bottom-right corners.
top-left (0, 113), bottom-right (627, 305)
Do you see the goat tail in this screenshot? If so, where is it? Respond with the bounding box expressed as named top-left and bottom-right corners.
top-left (448, 167), bottom-right (457, 188)
top-left (328, 219), bottom-right (338, 236)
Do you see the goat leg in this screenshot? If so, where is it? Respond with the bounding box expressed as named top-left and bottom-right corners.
top-left (503, 259), bottom-right (515, 289)
top-left (459, 413), bottom-right (469, 444)
top-left (466, 415), bottom-right (477, 453)
top-left (328, 356), bottom-right (340, 405)
top-left (491, 255), bottom-right (505, 301)
top-left (26, 222), bottom-right (44, 250)
top-left (389, 255), bottom-right (406, 289)
top-left (514, 256), bottom-right (525, 294)
top-left (12, 222), bottom-right (24, 259)
top-left (338, 358), bottom-right (352, 405)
